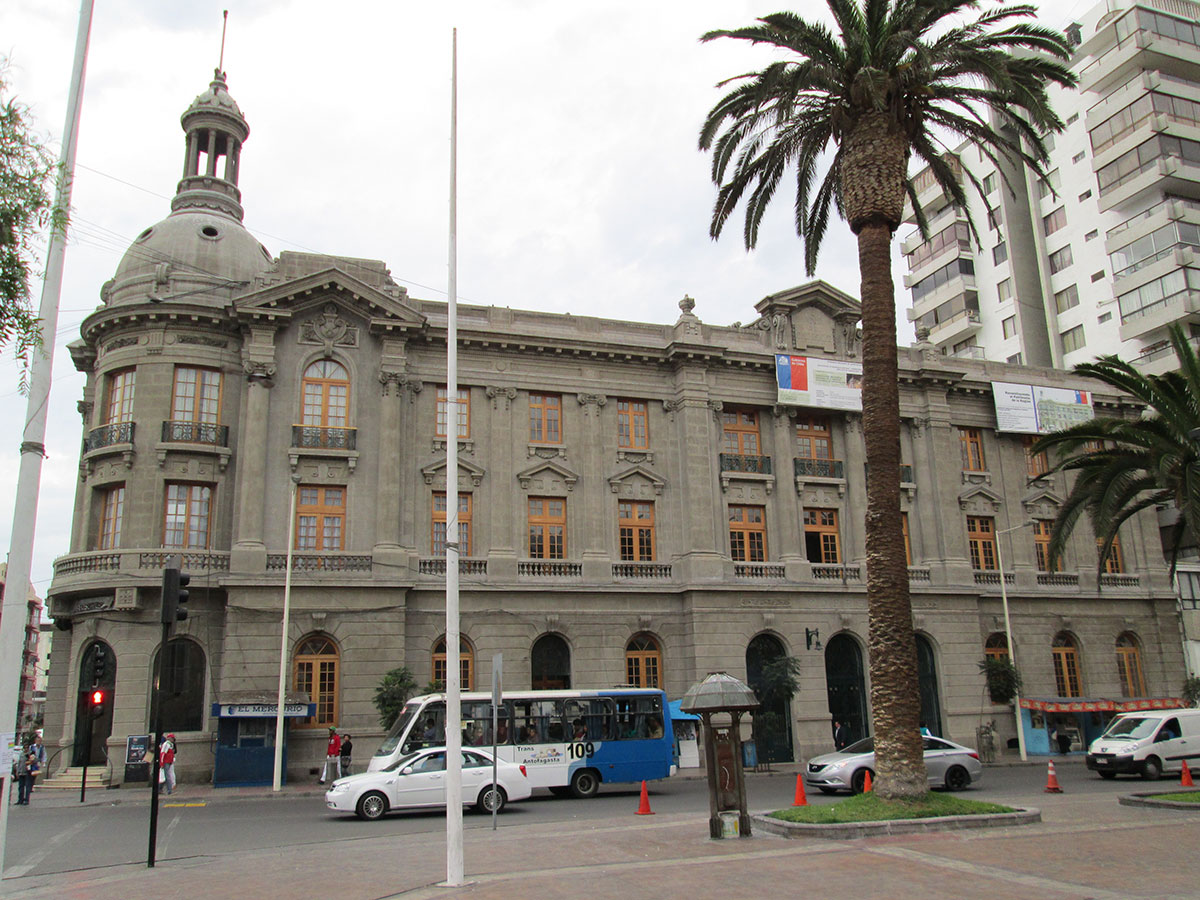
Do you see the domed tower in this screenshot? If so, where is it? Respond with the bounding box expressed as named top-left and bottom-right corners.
top-left (102, 69), bottom-right (272, 308)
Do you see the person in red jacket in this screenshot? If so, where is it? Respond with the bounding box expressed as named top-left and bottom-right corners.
top-left (320, 727), bottom-right (342, 783)
top-left (160, 734), bottom-right (177, 795)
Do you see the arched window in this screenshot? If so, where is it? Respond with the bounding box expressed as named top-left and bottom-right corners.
top-left (625, 633), bottom-right (662, 688)
top-left (294, 635), bottom-right (339, 727)
top-left (531, 633), bottom-right (571, 689)
top-left (984, 632), bottom-right (1009, 662)
top-left (1116, 633), bottom-right (1146, 697)
top-left (301, 360), bottom-right (349, 428)
top-left (150, 638), bottom-right (206, 732)
top-left (433, 636), bottom-right (475, 690)
top-left (1052, 633), bottom-right (1082, 697)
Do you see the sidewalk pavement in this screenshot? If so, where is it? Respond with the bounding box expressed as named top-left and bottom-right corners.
top-left (10, 755), bottom-right (1197, 900)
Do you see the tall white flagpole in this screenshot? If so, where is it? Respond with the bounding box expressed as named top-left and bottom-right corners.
top-left (273, 477), bottom-right (299, 790)
top-left (444, 26), bottom-right (465, 888)
top-left (0, 0), bottom-right (95, 875)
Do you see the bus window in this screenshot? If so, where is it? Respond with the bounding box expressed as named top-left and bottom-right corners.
top-left (511, 699), bottom-right (557, 744)
top-left (377, 702), bottom-right (422, 757)
top-left (564, 698), bottom-right (614, 741)
top-left (614, 695), bottom-right (663, 740)
top-left (406, 704), bottom-right (446, 752)
top-left (461, 700), bottom-right (507, 746)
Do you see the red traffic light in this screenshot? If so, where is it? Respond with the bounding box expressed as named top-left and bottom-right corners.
top-left (90, 689), bottom-right (104, 705)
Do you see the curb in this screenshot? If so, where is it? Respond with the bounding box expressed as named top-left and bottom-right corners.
top-left (1118, 791), bottom-right (1200, 810)
top-left (751, 806), bottom-right (1042, 840)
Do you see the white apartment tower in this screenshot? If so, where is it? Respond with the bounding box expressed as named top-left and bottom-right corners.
top-left (903, 0), bottom-right (1200, 375)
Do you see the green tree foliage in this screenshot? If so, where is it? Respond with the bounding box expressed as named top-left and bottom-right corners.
top-left (373, 666), bottom-right (418, 729)
top-left (978, 657), bottom-right (1022, 705)
top-left (700, 0), bottom-right (1074, 798)
top-left (1030, 324), bottom-right (1200, 576)
top-left (1, 62), bottom-right (60, 383)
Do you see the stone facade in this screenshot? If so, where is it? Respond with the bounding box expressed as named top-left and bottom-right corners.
top-left (42, 71), bottom-right (1188, 784)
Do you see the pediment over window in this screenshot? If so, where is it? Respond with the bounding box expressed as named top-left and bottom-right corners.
top-left (516, 460), bottom-right (580, 492)
top-left (1021, 488), bottom-right (1064, 521)
top-left (607, 464), bottom-right (667, 496)
top-left (958, 484), bottom-right (1003, 515)
top-left (421, 457), bottom-right (486, 488)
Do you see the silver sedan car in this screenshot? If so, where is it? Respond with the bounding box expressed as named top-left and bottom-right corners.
top-left (803, 734), bottom-right (984, 794)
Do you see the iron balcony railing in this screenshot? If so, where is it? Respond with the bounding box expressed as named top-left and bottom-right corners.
top-left (719, 453), bottom-right (772, 475)
top-left (291, 425), bottom-right (357, 450)
top-left (84, 421), bottom-right (134, 453)
top-left (793, 458), bottom-right (844, 479)
top-left (161, 420), bottom-right (229, 446)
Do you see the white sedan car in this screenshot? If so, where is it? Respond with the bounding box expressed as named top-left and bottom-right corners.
top-left (325, 746), bottom-right (531, 820)
top-left (803, 734), bottom-right (984, 794)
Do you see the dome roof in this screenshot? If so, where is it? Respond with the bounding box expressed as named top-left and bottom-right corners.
top-left (107, 210), bottom-right (273, 307)
top-left (182, 69), bottom-right (249, 141)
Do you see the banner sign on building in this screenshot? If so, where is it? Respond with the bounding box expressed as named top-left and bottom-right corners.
top-left (991, 381), bottom-right (1094, 434)
top-left (775, 354), bottom-right (863, 411)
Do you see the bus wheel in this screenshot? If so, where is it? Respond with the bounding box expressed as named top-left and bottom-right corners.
top-left (570, 769), bottom-right (600, 798)
top-left (548, 786), bottom-right (571, 797)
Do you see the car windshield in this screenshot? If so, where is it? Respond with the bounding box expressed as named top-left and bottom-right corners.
top-left (1101, 716), bottom-right (1158, 740)
top-left (841, 737), bottom-right (874, 754)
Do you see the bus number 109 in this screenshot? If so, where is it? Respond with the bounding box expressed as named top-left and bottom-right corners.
top-left (568, 742), bottom-right (595, 759)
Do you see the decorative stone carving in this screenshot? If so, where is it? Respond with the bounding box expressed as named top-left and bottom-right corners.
top-left (242, 361), bottom-right (277, 383)
top-left (77, 400), bottom-right (93, 422)
top-left (577, 393), bottom-right (607, 414)
top-left (104, 336), bottom-right (139, 354)
top-left (300, 303), bottom-right (359, 355)
top-left (177, 334), bottom-right (228, 348)
top-left (771, 311), bottom-right (791, 350)
top-left (486, 385), bottom-right (517, 410)
top-left (708, 399), bottom-right (724, 420)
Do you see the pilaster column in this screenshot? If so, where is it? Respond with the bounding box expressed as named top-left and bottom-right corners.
top-left (769, 406), bottom-right (803, 576)
top-left (231, 362), bottom-right (274, 572)
top-left (577, 393), bottom-right (608, 580)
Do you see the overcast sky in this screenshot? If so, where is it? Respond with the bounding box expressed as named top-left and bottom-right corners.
top-left (2, 0), bottom-right (1092, 598)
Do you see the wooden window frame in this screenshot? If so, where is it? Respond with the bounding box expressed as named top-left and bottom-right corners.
top-left (433, 636), bottom-right (475, 690)
top-left (959, 427), bottom-right (986, 471)
top-left (105, 368), bottom-right (136, 424)
top-left (902, 511), bottom-right (912, 566)
top-left (529, 393), bottom-right (562, 444)
top-left (625, 634), bottom-right (662, 688)
top-left (300, 360), bottom-right (350, 428)
top-left (984, 632), bottom-right (1009, 662)
top-left (528, 496), bottom-right (566, 559)
top-left (722, 410), bottom-right (761, 456)
top-left (729, 504), bottom-right (767, 562)
top-left (164, 482), bottom-right (213, 550)
top-left (616, 399), bottom-right (649, 450)
top-left (795, 414), bottom-right (833, 460)
top-left (1052, 635), bottom-right (1082, 697)
top-left (293, 635), bottom-right (339, 728)
top-left (967, 515), bottom-right (997, 571)
top-left (1023, 435), bottom-right (1049, 477)
top-left (1033, 519), bottom-right (1056, 572)
top-left (618, 500), bottom-right (656, 561)
top-left (803, 508), bottom-right (841, 563)
top-left (432, 491), bottom-right (472, 556)
top-left (1116, 634), bottom-right (1146, 697)
top-left (171, 366), bottom-right (222, 424)
top-left (1100, 533), bottom-right (1124, 574)
top-left (436, 387), bottom-right (470, 439)
top-left (98, 484), bottom-right (125, 550)
top-left (296, 485), bottom-right (346, 551)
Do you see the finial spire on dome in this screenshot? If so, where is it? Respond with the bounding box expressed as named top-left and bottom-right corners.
top-left (218, 9), bottom-right (229, 73)
top-left (171, 59), bottom-right (250, 221)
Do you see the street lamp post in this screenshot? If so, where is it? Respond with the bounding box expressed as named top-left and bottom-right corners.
top-left (995, 520), bottom-right (1033, 761)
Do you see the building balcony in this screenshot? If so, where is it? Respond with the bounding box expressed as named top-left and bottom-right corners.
top-left (53, 548), bottom-right (232, 578)
top-left (1101, 573), bottom-right (1142, 588)
top-left (1037, 572), bottom-right (1080, 587)
top-left (811, 564), bottom-right (861, 582)
top-left (419, 558), bottom-right (488, 576)
top-left (1100, 154), bottom-right (1200, 214)
top-left (612, 562), bottom-right (673, 580)
top-left (1118, 286), bottom-right (1200, 342)
top-left (720, 453), bottom-right (772, 475)
top-left (733, 562), bottom-right (785, 580)
top-left (518, 560), bottom-right (583, 577)
top-left (289, 425), bottom-right (359, 474)
top-left (974, 570), bottom-right (1015, 587)
top-left (82, 422), bottom-right (136, 472)
top-left (161, 420), bottom-right (229, 446)
top-left (1080, 27), bottom-right (1200, 97)
top-left (265, 553), bottom-right (373, 573)
top-left (794, 457), bottom-right (844, 479)
top-left (928, 308), bottom-right (982, 346)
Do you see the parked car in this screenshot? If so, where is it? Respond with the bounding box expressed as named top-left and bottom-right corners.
top-left (325, 746), bottom-right (531, 820)
top-left (803, 734), bottom-right (983, 794)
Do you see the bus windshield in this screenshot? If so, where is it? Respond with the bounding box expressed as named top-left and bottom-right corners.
top-left (375, 702), bottom-right (421, 756)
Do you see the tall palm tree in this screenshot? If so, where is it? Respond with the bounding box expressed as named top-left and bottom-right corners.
top-left (1031, 324), bottom-right (1200, 577)
top-left (699, 0), bottom-right (1074, 798)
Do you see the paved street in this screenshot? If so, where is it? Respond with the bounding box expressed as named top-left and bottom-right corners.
top-left (4, 759), bottom-right (1199, 898)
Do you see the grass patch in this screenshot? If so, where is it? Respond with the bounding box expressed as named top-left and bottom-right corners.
top-left (1150, 791), bottom-right (1200, 803)
top-left (768, 791), bottom-right (1015, 824)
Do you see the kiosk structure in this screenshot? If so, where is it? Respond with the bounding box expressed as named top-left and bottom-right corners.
top-left (680, 672), bottom-right (759, 839)
top-left (211, 692), bottom-right (315, 787)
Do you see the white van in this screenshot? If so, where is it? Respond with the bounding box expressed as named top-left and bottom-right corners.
top-left (1086, 709), bottom-right (1200, 780)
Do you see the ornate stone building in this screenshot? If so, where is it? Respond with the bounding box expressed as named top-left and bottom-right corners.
top-left (44, 70), bottom-right (1187, 784)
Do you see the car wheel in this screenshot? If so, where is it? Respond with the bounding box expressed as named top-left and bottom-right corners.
top-left (356, 790), bottom-right (388, 821)
top-left (548, 785), bottom-right (571, 797)
top-left (944, 765), bottom-right (971, 791)
top-left (1098, 770), bottom-right (1118, 780)
top-left (818, 787), bottom-right (839, 795)
top-left (850, 768), bottom-right (874, 794)
top-left (476, 784), bottom-right (507, 814)
top-left (570, 768), bottom-right (600, 798)
top-left (1141, 755), bottom-right (1163, 781)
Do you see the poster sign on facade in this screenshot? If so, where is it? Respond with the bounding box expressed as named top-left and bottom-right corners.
top-left (774, 354), bottom-right (863, 411)
top-left (991, 381), bottom-right (1094, 434)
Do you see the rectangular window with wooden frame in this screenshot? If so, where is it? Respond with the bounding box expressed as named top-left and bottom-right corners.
top-left (164, 482), bottom-right (213, 549)
top-left (803, 508), bottom-right (841, 563)
top-left (729, 504), bottom-right (766, 562)
top-left (432, 492), bottom-right (472, 556)
top-left (436, 387), bottom-right (470, 439)
top-left (722, 410), bottom-right (760, 455)
top-left (529, 393), bottom-right (562, 443)
top-left (616, 399), bottom-right (650, 450)
top-left (902, 511), bottom-right (912, 566)
top-left (1099, 532), bottom-right (1124, 574)
top-left (172, 367), bottom-right (222, 424)
top-left (959, 427), bottom-right (986, 471)
top-left (795, 414), bottom-right (833, 460)
top-left (105, 368), bottom-right (136, 424)
top-left (1023, 435), bottom-right (1049, 478)
top-left (528, 496), bottom-right (565, 559)
top-left (967, 515), bottom-right (997, 570)
top-left (1116, 638), bottom-right (1146, 697)
top-left (296, 486), bottom-right (346, 551)
top-left (1033, 519), bottom-right (1056, 572)
top-left (98, 484), bottom-right (125, 550)
top-left (618, 500), bottom-right (656, 561)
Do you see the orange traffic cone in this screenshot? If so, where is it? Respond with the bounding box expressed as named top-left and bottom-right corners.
top-left (636, 780), bottom-right (654, 815)
top-left (1044, 760), bottom-right (1063, 793)
top-left (793, 773), bottom-right (808, 807)
top-left (1182, 760), bottom-right (1194, 788)
top-left (862, 770), bottom-right (873, 793)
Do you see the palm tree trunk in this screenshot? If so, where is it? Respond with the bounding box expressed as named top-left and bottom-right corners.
top-left (858, 219), bottom-right (925, 799)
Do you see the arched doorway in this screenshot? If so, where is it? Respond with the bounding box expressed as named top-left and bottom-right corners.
top-left (824, 633), bottom-right (868, 745)
top-left (73, 640), bottom-right (115, 766)
top-left (531, 633), bottom-right (571, 689)
top-left (150, 638), bottom-right (207, 732)
top-left (746, 633), bottom-right (794, 763)
top-left (916, 634), bottom-right (943, 736)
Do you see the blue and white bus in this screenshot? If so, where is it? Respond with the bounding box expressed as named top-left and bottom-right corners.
top-left (368, 688), bottom-right (676, 797)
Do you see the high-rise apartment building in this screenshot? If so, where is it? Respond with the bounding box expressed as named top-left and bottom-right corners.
top-left (903, 0), bottom-right (1200, 376)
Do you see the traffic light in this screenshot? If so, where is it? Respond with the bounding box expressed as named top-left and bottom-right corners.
top-left (160, 566), bottom-right (190, 624)
top-left (90, 689), bottom-right (106, 718)
top-left (92, 645), bottom-right (108, 687)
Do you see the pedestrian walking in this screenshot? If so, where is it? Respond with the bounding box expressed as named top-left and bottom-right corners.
top-left (27, 735), bottom-right (45, 800)
top-left (159, 733), bottom-right (177, 795)
top-left (833, 720), bottom-right (848, 751)
top-left (340, 734), bottom-right (353, 777)
top-left (14, 746), bottom-right (35, 805)
top-left (320, 727), bottom-right (342, 783)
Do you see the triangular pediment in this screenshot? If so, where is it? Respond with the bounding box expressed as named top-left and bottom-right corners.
top-left (958, 484), bottom-right (1003, 514)
top-left (234, 266), bottom-right (427, 332)
top-left (607, 464), bottom-right (667, 496)
top-left (1021, 487), bottom-right (1063, 520)
top-left (421, 457), bottom-right (487, 488)
top-left (516, 460), bottom-right (580, 492)
top-left (753, 280), bottom-right (862, 358)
